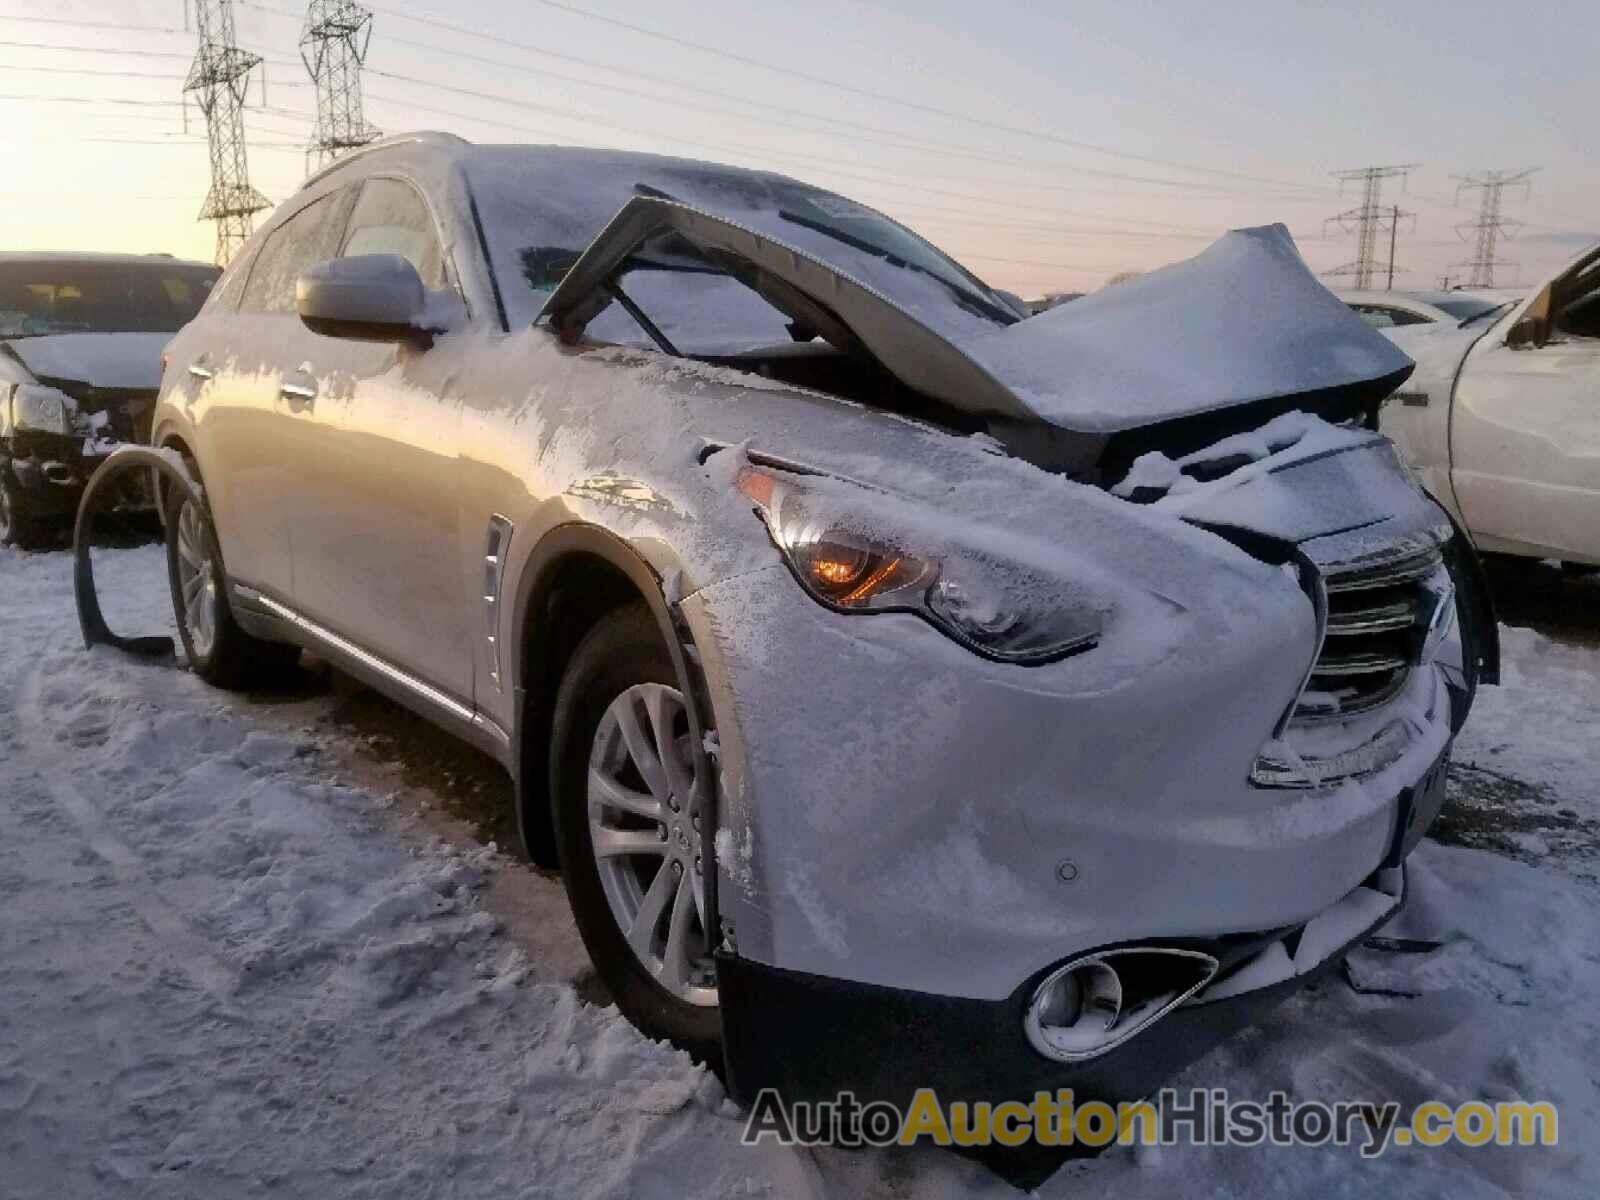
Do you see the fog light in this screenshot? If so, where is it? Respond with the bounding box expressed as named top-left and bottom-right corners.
top-left (1025, 948), bottom-right (1219, 1062)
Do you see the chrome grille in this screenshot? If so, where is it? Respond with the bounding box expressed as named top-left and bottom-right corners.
top-left (1294, 545), bottom-right (1443, 722)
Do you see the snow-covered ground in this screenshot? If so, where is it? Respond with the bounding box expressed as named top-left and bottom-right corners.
top-left (1, 543), bottom-right (1596, 1197)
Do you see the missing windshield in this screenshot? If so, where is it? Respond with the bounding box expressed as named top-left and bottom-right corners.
top-left (775, 204), bottom-right (1018, 326)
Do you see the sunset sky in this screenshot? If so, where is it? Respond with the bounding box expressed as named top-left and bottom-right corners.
top-left (1, 0), bottom-right (1595, 296)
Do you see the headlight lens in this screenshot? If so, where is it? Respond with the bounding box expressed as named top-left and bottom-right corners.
top-left (737, 466), bottom-right (1102, 663)
top-left (10, 383), bottom-right (72, 436)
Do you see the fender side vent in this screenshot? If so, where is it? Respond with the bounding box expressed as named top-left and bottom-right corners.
top-left (483, 515), bottom-right (514, 689)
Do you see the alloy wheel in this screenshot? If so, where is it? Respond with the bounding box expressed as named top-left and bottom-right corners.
top-left (174, 498), bottom-right (221, 661)
top-left (587, 681), bottom-right (718, 1007)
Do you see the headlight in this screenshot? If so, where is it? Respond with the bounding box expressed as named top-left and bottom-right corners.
top-left (736, 466), bottom-right (1102, 663)
top-left (10, 383), bottom-right (72, 436)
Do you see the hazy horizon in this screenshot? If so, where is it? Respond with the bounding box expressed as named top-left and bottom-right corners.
top-left (1, 0), bottom-right (1595, 295)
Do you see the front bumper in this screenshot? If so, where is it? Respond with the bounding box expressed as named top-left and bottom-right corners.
top-left (683, 560), bottom-right (1454, 1003)
top-left (720, 864), bottom-right (1410, 1111)
top-left (5, 437), bottom-right (149, 519)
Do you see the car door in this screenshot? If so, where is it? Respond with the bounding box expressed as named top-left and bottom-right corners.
top-left (1451, 261), bottom-right (1600, 562)
top-left (279, 175), bottom-right (474, 703)
top-left (181, 191), bottom-right (347, 595)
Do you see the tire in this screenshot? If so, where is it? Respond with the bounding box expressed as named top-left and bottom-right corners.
top-left (164, 484), bottom-right (299, 689)
top-left (550, 601), bottom-right (721, 1060)
top-left (1441, 537), bottom-right (1484, 732)
top-left (0, 464), bottom-right (53, 550)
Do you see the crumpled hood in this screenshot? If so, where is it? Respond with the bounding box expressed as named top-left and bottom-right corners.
top-left (952, 224), bottom-right (1414, 433)
top-left (4, 332), bottom-right (168, 391)
top-left (543, 200), bottom-right (1412, 437)
top-left (1109, 411), bottom-right (1451, 563)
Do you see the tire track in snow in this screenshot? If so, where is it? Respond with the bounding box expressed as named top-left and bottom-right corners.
top-left (14, 661), bottom-right (241, 1007)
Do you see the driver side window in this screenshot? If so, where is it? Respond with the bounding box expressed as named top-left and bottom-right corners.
top-left (340, 178), bottom-right (446, 290)
top-left (239, 190), bottom-right (348, 314)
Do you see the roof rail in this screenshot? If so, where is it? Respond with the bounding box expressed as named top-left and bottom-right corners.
top-left (300, 131), bottom-right (471, 190)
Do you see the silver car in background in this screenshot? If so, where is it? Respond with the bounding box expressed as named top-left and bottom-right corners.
top-left (147, 132), bottom-right (1487, 1110)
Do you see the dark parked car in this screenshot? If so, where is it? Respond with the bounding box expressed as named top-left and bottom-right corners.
top-left (0, 252), bottom-right (219, 547)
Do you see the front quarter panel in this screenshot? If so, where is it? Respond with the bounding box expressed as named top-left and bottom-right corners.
top-left (444, 331), bottom-right (789, 731)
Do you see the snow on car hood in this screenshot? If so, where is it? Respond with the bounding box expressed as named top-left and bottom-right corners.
top-left (1380, 320), bottom-right (1482, 390)
top-left (541, 198), bottom-right (1412, 436)
top-left (955, 224), bottom-right (1413, 433)
top-left (4, 332), bottom-right (168, 390)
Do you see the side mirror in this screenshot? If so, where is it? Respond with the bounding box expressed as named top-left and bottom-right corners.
top-left (1506, 315), bottom-right (1544, 350)
top-left (296, 254), bottom-right (451, 342)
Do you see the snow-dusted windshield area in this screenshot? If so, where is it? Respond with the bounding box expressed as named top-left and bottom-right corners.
top-left (465, 146), bottom-right (1014, 346)
top-left (1430, 294), bottom-right (1504, 322)
top-left (0, 260), bottom-right (218, 339)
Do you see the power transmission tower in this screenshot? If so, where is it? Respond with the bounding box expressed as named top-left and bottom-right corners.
top-left (300, 1), bottom-right (381, 170)
top-left (185, 0), bottom-right (270, 266)
top-left (1452, 169), bottom-right (1536, 288)
top-left (1323, 164), bottom-right (1417, 289)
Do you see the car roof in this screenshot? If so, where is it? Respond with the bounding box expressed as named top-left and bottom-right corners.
top-left (301, 132), bottom-right (804, 204)
top-left (0, 251), bottom-right (217, 269)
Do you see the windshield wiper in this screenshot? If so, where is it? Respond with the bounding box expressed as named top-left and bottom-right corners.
top-left (1458, 301), bottom-right (1512, 329)
top-left (777, 210), bottom-right (1020, 326)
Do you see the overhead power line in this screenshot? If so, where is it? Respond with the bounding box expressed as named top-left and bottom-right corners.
top-left (1453, 169), bottom-right (1537, 288)
top-left (238, 0), bottom-right (1334, 204)
top-left (252, 0), bottom-right (1344, 196)
top-left (0, 14), bottom-right (186, 36)
top-left (360, 75), bottom-right (1226, 234)
top-left (0, 39), bottom-right (191, 60)
top-left (488, 0), bottom-right (1340, 195)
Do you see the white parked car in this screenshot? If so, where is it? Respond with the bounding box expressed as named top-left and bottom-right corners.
top-left (1337, 288), bottom-right (1513, 331)
top-left (102, 134), bottom-right (1481, 1113)
top-left (1378, 243), bottom-right (1600, 569)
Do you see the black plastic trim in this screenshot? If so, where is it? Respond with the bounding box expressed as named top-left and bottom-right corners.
top-left (72, 447), bottom-right (198, 658)
top-left (718, 890), bottom-right (1399, 1113)
top-left (508, 523), bottom-right (719, 938)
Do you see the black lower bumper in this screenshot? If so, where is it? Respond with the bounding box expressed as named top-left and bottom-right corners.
top-left (717, 890), bottom-right (1397, 1115)
top-left (5, 447), bottom-right (149, 520)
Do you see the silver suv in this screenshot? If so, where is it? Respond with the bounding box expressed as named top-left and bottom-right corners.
top-left (150, 132), bottom-right (1486, 1110)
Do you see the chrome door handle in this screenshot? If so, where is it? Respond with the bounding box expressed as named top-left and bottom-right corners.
top-left (280, 363), bottom-right (318, 408)
top-left (188, 357), bottom-right (213, 380)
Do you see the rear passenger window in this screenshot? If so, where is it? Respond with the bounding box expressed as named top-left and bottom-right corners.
top-left (240, 192), bottom-right (346, 313)
top-left (340, 178), bottom-right (445, 289)
top-left (206, 244), bottom-right (256, 313)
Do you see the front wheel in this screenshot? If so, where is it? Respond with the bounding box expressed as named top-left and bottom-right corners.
top-left (1441, 536), bottom-right (1486, 732)
top-left (0, 466), bottom-right (52, 550)
top-left (550, 602), bottom-right (721, 1059)
top-left (164, 487), bottom-right (299, 689)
